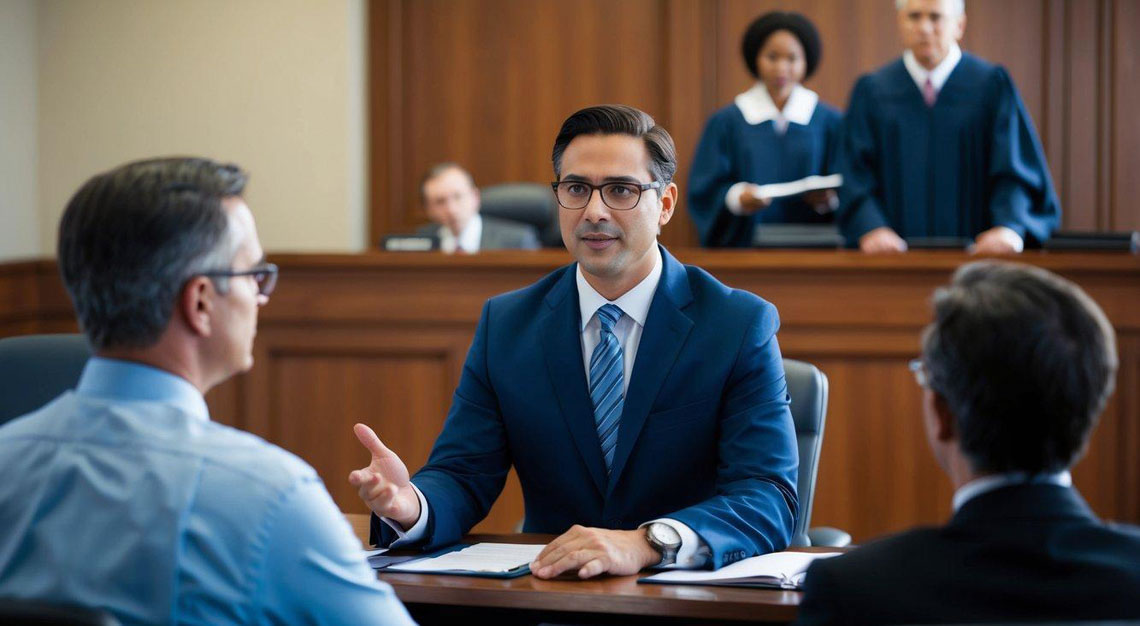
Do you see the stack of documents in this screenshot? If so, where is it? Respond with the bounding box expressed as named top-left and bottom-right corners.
top-left (640, 551), bottom-right (841, 590)
top-left (386, 542), bottom-right (546, 577)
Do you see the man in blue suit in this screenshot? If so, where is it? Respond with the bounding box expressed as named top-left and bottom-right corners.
top-left (350, 105), bottom-right (799, 578)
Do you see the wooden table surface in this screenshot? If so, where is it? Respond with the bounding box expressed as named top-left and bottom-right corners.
top-left (346, 513), bottom-right (821, 623)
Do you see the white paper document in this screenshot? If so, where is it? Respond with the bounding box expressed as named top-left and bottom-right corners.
top-left (641, 550), bottom-right (842, 590)
top-left (753, 174), bottom-right (843, 201)
top-left (386, 542), bottom-right (546, 574)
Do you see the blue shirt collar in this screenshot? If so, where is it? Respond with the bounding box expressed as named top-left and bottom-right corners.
top-left (76, 357), bottom-right (210, 422)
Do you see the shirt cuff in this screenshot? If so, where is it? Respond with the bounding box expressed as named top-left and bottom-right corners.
top-left (381, 483), bottom-right (429, 547)
top-left (640, 518), bottom-right (711, 569)
top-left (725, 182), bottom-right (754, 216)
top-left (991, 226), bottom-right (1025, 252)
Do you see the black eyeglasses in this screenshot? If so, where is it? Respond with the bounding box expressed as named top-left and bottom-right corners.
top-left (551, 180), bottom-right (664, 211)
top-left (200, 263), bottom-right (279, 297)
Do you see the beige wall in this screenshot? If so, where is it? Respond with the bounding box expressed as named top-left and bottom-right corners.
top-left (0, 0), bottom-right (39, 262)
top-left (34, 0), bottom-right (367, 256)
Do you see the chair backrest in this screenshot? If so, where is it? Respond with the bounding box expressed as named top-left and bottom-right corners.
top-left (479, 182), bottom-right (563, 248)
top-left (0, 333), bottom-right (92, 427)
top-left (0, 598), bottom-right (120, 625)
top-left (783, 358), bottom-right (829, 547)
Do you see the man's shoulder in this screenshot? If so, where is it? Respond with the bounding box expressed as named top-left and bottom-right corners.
top-left (946, 52), bottom-right (1009, 93)
top-left (681, 261), bottom-right (775, 318)
top-left (957, 51), bottom-right (1000, 76)
top-left (854, 57), bottom-right (908, 93)
top-left (186, 420), bottom-right (319, 495)
top-left (0, 393), bottom-right (321, 505)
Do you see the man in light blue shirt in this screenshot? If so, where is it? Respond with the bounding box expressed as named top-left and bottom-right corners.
top-left (0, 158), bottom-right (413, 625)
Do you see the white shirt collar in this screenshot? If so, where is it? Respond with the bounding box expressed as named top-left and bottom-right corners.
top-left (952, 470), bottom-right (1072, 512)
top-left (439, 213), bottom-right (483, 254)
top-left (903, 43), bottom-right (962, 93)
top-left (734, 83), bottom-right (819, 130)
top-left (576, 247), bottom-right (662, 331)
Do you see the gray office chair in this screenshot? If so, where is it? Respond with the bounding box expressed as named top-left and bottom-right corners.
top-left (0, 333), bottom-right (92, 427)
top-left (479, 182), bottom-right (562, 248)
top-left (784, 358), bottom-right (851, 548)
top-left (0, 598), bottom-right (120, 625)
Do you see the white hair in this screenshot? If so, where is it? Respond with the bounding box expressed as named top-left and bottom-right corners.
top-left (895, 0), bottom-right (965, 14)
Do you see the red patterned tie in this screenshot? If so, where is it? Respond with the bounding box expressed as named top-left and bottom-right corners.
top-left (923, 77), bottom-right (937, 107)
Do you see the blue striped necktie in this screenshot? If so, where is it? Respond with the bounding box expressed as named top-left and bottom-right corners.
top-left (590, 304), bottom-right (625, 475)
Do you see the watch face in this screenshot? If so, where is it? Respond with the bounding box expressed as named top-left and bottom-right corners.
top-left (650, 523), bottom-right (681, 548)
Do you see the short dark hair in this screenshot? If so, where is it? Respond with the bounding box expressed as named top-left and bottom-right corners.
top-left (551, 104), bottom-right (677, 185)
top-left (922, 261), bottom-right (1118, 474)
top-left (741, 12), bottom-right (823, 80)
top-left (58, 157), bottom-right (249, 351)
top-left (419, 162), bottom-right (476, 202)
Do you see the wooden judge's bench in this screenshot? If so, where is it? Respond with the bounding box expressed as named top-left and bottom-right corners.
top-left (2, 249), bottom-right (1137, 542)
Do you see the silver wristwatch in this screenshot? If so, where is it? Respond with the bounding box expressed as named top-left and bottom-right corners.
top-left (645, 522), bottom-right (682, 566)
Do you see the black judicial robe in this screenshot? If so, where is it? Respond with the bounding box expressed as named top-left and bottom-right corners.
top-left (837, 53), bottom-right (1060, 247)
top-left (688, 102), bottom-right (843, 248)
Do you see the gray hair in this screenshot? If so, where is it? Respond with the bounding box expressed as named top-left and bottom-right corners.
top-left (57, 157), bottom-right (249, 351)
top-left (895, 0), bottom-right (964, 15)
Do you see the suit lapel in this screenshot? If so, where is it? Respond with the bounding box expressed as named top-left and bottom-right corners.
top-left (540, 266), bottom-right (609, 496)
top-left (606, 248), bottom-right (694, 494)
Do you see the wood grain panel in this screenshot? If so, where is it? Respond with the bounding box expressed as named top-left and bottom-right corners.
top-left (372, 0), bottom-right (669, 237)
top-left (1112, 0), bottom-right (1140, 231)
top-left (803, 357), bottom-right (953, 541)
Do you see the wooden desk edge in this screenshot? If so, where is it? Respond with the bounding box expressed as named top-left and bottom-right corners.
top-left (346, 514), bottom-right (816, 622)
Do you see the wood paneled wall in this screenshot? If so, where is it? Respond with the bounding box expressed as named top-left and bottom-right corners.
top-left (369, 0), bottom-right (1140, 247)
top-left (4, 253), bottom-right (1138, 542)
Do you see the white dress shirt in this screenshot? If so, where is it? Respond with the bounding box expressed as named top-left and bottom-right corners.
top-left (903, 44), bottom-right (1023, 252)
top-left (387, 247), bottom-right (709, 568)
top-left (439, 213), bottom-right (483, 254)
top-left (952, 470), bottom-right (1072, 513)
top-left (902, 43), bottom-right (962, 95)
top-left (726, 83), bottom-right (821, 215)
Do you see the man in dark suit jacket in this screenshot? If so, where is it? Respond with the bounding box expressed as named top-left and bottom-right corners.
top-left (349, 105), bottom-right (799, 578)
top-left (838, 0), bottom-right (1059, 254)
top-left (416, 162), bottom-right (540, 252)
top-left (797, 261), bottom-right (1140, 624)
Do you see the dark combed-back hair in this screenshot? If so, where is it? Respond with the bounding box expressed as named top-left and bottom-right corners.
top-left (57, 157), bottom-right (249, 351)
top-left (741, 11), bottom-right (823, 80)
top-left (922, 261), bottom-right (1118, 474)
top-left (551, 104), bottom-right (677, 185)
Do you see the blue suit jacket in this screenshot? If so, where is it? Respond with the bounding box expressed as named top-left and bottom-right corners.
top-left (374, 246), bottom-right (798, 568)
